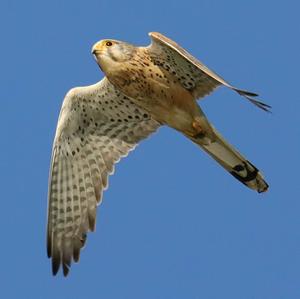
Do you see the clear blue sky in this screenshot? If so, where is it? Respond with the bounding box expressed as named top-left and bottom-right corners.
top-left (1, 0), bottom-right (299, 298)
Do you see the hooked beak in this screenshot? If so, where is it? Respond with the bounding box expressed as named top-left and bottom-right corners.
top-left (91, 48), bottom-right (99, 55)
top-left (91, 41), bottom-right (103, 56)
top-left (91, 42), bottom-right (104, 71)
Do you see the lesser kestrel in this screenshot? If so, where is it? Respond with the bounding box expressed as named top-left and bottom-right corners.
top-left (47, 32), bottom-right (270, 276)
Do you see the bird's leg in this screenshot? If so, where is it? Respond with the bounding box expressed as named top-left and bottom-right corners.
top-left (192, 116), bottom-right (206, 139)
top-left (190, 116), bottom-right (216, 146)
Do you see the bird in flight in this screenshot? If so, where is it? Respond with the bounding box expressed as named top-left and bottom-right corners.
top-left (47, 32), bottom-right (270, 276)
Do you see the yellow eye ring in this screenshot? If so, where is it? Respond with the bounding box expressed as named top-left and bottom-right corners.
top-left (106, 41), bottom-right (113, 47)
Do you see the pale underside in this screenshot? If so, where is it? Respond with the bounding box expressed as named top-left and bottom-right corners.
top-left (47, 78), bottom-right (160, 276)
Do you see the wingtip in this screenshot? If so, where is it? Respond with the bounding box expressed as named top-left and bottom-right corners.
top-left (51, 262), bottom-right (71, 277)
top-left (47, 244), bottom-right (51, 259)
top-left (52, 259), bottom-right (60, 276)
top-left (63, 263), bottom-right (70, 277)
top-left (235, 88), bottom-right (259, 98)
top-left (234, 88), bottom-right (271, 113)
top-left (247, 97), bottom-right (272, 113)
top-left (51, 255), bottom-right (72, 277)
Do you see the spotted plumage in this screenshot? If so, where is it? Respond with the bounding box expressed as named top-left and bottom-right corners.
top-left (47, 32), bottom-right (269, 276)
top-left (48, 78), bottom-right (159, 276)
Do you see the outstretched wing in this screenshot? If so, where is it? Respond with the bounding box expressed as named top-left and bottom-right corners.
top-left (47, 78), bottom-right (160, 276)
top-left (147, 32), bottom-right (270, 112)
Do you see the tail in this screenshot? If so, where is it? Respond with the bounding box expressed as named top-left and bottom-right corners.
top-left (188, 126), bottom-right (269, 193)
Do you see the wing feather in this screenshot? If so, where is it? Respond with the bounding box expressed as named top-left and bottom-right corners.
top-left (147, 32), bottom-right (270, 112)
top-left (47, 78), bottom-right (160, 276)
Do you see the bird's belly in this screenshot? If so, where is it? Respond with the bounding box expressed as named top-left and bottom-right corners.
top-left (107, 67), bottom-right (201, 133)
top-left (135, 83), bottom-right (200, 134)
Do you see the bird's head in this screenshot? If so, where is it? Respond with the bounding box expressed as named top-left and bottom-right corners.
top-left (92, 39), bottom-right (136, 73)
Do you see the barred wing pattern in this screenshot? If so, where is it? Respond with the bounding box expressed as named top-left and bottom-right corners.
top-left (47, 78), bottom-right (160, 276)
top-left (147, 32), bottom-right (270, 111)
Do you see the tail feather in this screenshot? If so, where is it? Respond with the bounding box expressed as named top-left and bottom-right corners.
top-left (189, 126), bottom-right (269, 193)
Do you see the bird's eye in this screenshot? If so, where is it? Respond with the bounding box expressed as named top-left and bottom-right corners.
top-left (106, 41), bottom-right (113, 47)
